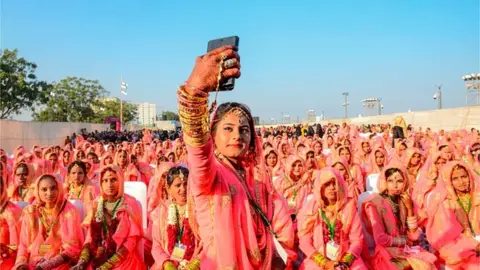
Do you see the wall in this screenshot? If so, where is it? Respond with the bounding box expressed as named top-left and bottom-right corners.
top-left (0, 120), bottom-right (109, 154)
top-left (256, 106), bottom-right (480, 131)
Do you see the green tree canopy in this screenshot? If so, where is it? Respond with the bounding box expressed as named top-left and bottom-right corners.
top-left (33, 76), bottom-right (107, 122)
top-left (157, 111), bottom-right (179, 121)
top-left (0, 49), bottom-right (50, 119)
top-left (94, 99), bottom-right (138, 124)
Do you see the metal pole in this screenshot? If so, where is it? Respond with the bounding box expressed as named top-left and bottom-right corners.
top-left (120, 76), bottom-right (123, 131)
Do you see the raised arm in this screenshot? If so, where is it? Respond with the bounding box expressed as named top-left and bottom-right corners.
top-left (177, 45), bottom-right (240, 196)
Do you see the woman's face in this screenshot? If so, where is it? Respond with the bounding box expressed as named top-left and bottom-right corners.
top-left (362, 142), bottom-right (371, 154)
top-left (339, 148), bottom-right (351, 163)
top-left (344, 140), bottom-right (352, 147)
top-left (105, 156), bottom-right (113, 165)
top-left (168, 176), bottom-right (187, 205)
top-left (386, 171), bottom-right (405, 196)
top-left (49, 154), bottom-right (58, 168)
top-left (291, 160), bottom-right (304, 180)
top-left (327, 136), bottom-right (333, 145)
top-left (175, 146), bottom-right (183, 156)
top-left (69, 165), bottom-right (85, 185)
top-left (266, 152), bottom-right (278, 167)
top-left (333, 162), bottom-right (348, 181)
top-left (15, 166), bottom-right (29, 187)
top-left (375, 151), bottom-right (385, 167)
top-left (63, 151), bottom-right (70, 163)
top-left (321, 178), bottom-right (337, 203)
top-left (38, 177), bottom-right (58, 206)
top-left (213, 111), bottom-right (252, 160)
top-left (134, 144), bottom-right (142, 155)
top-left (102, 170), bottom-right (119, 198)
top-left (87, 154), bottom-right (99, 164)
top-left (281, 144), bottom-right (287, 154)
top-left (410, 153), bottom-right (421, 166)
top-left (167, 153), bottom-right (175, 162)
top-left (118, 151), bottom-right (128, 166)
top-left (399, 144), bottom-right (407, 156)
top-left (77, 151), bottom-right (86, 160)
top-left (434, 157), bottom-right (447, 170)
top-left (108, 145), bottom-right (114, 153)
top-left (451, 167), bottom-right (470, 194)
top-left (440, 146), bottom-right (453, 161)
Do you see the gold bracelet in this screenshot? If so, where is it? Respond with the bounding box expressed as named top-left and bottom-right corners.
top-left (312, 252), bottom-right (327, 267)
top-left (178, 86), bottom-right (208, 102)
top-left (341, 253), bottom-right (355, 266)
top-left (164, 261), bottom-right (177, 270)
top-left (79, 248), bottom-right (90, 261)
top-left (187, 258), bottom-right (201, 270)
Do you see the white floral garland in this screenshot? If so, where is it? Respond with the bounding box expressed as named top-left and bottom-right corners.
top-left (167, 202), bottom-right (188, 226)
top-left (95, 196), bottom-right (123, 222)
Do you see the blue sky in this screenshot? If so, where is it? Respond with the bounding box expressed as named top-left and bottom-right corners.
top-left (2, 0), bottom-right (479, 122)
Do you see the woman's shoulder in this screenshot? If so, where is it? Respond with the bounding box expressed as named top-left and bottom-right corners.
top-left (363, 193), bottom-right (384, 208)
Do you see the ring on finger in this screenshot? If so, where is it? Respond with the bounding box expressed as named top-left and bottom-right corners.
top-left (223, 58), bottom-right (237, 69)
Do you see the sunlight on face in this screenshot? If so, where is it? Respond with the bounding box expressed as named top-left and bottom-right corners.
top-left (266, 152), bottom-right (278, 168)
top-left (386, 171), bottom-right (405, 196)
top-left (168, 177), bottom-right (187, 205)
top-left (213, 111), bottom-right (251, 159)
top-left (451, 166), bottom-right (470, 194)
top-left (102, 170), bottom-right (119, 198)
top-left (38, 176), bottom-right (58, 206)
top-left (375, 151), bottom-right (385, 167)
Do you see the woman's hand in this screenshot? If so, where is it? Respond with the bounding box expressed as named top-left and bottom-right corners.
top-left (192, 240), bottom-right (203, 258)
top-left (324, 260), bottom-right (336, 270)
top-left (69, 259), bottom-right (88, 270)
top-left (400, 193), bottom-right (414, 210)
top-left (185, 45), bottom-right (241, 94)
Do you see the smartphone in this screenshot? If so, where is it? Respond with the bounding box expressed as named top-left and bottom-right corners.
top-left (207, 36), bottom-right (240, 91)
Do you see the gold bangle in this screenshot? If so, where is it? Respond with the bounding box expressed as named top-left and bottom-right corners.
top-left (341, 253), bottom-right (355, 266)
top-left (187, 258), bottom-right (201, 270)
top-left (312, 252), bottom-right (327, 266)
top-left (164, 261), bottom-right (177, 270)
top-left (178, 86), bottom-right (208, 102)
top-left (79, 248), bottom-right (90, 261)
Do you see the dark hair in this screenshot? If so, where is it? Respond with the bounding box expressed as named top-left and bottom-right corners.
top-left (15, 163), bottom-right (29, 173)
top-left (67, 160), bottom-right (87, 174)
top-left (385, 168), bottom-right (404, 179)
top-left (439, 145), bottom-right (448, 151)
top-left (166, 166), bottom-right (189, 186)
top-left (211, 102), bottom-right (257, 160)
top-left (87, 152), bottom-right (98, 158)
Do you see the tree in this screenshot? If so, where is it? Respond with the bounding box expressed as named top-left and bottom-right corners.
top-left (157, 111), bottom-right (179, 121)
top-left (93, 99), bottom-right (138, 124)
top-left (0, 49), bottom-right (50, 119)
top-left (33, 76), bottom-right (107, 122)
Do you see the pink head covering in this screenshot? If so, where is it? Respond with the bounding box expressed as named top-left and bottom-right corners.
top-left (377, 161), bottom-right (409, 194)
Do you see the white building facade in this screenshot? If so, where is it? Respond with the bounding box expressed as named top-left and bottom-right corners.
top-left (137, 102), bottom-right (157, 126)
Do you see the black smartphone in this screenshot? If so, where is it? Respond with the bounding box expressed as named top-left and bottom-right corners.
top-left (207, 36), bottom-right (240, 91)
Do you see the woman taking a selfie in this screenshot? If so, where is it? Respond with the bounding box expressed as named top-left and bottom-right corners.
top-left (14, 174), bottom-right (83, 270)
top-left (178, 45), bottom-right (295, 269)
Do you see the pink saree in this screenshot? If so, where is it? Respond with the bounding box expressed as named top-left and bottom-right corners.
top-left (361, 162), bottom-right (437, 270)
top-left (297, 167), bottom-right (367, 269)
top-left (426, 161), bottom-right (480, 269)
top-left (186, 138), bottom-right (295, 269)
top-left (14, 174), bottom-right (84, 269)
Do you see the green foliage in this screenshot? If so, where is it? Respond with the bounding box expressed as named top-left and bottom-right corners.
top-left (157, 111), bottom-right (179, 121)
top-left (0, 49), bottom-right (50, 119)
top-left (33, 76), bottom-right (107, 122)
top-left (94, 99), bottom-right (138, 124)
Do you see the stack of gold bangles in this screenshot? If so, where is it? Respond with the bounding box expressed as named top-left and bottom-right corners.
top-left (177, 85), bottom-right (210, 146)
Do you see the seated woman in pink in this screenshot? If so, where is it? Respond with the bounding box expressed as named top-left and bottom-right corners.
top-left (298, 167), bottom-right (367, 269)
top-left (426, 161), bottom-right (480, 269)
top-left (263, 147), bottom-right (282, 181)
top-left (147, 162), bottom-right (175, 221)
top-left (365, 146), bottom-right (387, 175)
top-left (337, 145), bottom-right (365, 190)
top-left (403, 148), bottom-right (423, 192)
top-left (361, 161), bottom-right (437, 269)
top-left (329, 156), bottom-right (363, 202)
top-left (70, 166), bottom-right (146, 270)
top-left (273, 155), bottom-right (310, 218)
top-left (8, 163), bottom-right (35, 203)
top-left (0, 174), bottom-right (22, 269)
top-left (14, 174), bottom-right (84, 270)
top-left (177, 45), bottom-right (295, 269)
top-left (151, 166), bottom-right (202, 270)
top-left (64, 161), bottom-right (99, 207)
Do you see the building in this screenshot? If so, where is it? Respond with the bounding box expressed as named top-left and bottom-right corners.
top-left (137, 102), bottom-right (157, 126)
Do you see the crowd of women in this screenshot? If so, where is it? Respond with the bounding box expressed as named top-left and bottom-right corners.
top-left (0, 45), bottom-right (479, 270)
